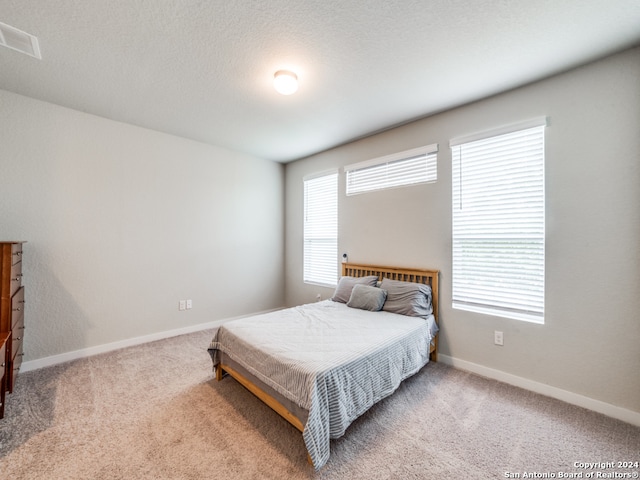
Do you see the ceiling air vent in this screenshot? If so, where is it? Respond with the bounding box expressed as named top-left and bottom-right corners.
top-left (0, 21), bottom-right (41, 59)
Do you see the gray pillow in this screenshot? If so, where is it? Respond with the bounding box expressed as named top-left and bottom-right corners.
top-left (380, 278), bottom-right (432, 317)
top-left (347, 284), bottom-right (387, 311)
top-left (331, 275), bottom-right (378, 303)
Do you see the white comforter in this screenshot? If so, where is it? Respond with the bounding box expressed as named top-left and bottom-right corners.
top-left (209, 300), bottom-right (437, 469)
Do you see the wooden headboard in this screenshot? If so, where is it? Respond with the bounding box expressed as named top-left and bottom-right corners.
top-left (341, 262), bottom-right (440, 360)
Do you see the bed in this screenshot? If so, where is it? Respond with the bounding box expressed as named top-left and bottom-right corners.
top-left (208, 263), bottom-right (439, 469)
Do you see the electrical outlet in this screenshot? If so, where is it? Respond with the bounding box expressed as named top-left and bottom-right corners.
top-left (186, 299), bottom-right (193, 310)
top-left (316, 293), bottom-right (321, 302)
top-left (179, 300), bottom-right (186, 311)
top-left (494, 330), bottom-right (504, 346)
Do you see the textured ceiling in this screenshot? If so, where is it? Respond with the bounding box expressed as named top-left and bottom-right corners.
top-left (1, 0), bottom-right (640, 162)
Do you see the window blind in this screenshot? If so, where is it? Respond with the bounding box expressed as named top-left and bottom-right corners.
top-left (451, 122), bottom-right (545, 323)
top-left (345, 144), bottom-right (438, 195)
top-left (304, 172), bottom-right (338, 286)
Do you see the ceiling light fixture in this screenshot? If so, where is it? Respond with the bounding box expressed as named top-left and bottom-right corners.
top-left (273, 70), bottom-right (298, 95)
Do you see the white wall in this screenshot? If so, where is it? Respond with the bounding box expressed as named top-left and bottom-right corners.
top-left (284, 47), bottom-right (640, 414)
top-left (0, 90), bottom-right (284, 362)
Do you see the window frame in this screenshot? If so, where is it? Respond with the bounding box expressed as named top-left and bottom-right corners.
top-left (450, 118), bottom-right (547, 324)
top-left (344, 144), bottom-right (438, 196)
top-left (303, 170), bottom-right (339, 287)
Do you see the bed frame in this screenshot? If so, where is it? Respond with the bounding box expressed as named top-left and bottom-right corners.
top-left (215, 262), bottom-right (439, 466)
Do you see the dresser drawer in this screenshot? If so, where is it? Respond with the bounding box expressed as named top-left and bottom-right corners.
top-left (11, 287), bottom-right (25, 329)
top-left (9, 260), bottom-right (23, 298)
top-left (0, 333), bottom-right (7, 382)
top-left (9, 332), bottom-right (23, 393)
top-left (0, 332), bottom-right (7, 417)
top-left (10, 243), bottom-right (23, 266)
top-left (12, 315), bottom-right (24, 356)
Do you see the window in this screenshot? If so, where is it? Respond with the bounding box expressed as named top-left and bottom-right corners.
top-left (345, 144), bottom-right (438, 195)
top-left (304, 171), bottom-right (338, 286)
top-left (451, 119), bottom-right (546, 323)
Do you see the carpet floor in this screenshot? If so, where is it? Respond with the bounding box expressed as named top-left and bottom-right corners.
top-left (0, 329), bottom-right (638, 479)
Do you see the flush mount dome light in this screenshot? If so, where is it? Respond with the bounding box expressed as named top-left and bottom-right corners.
top-left (273, 70), bottom-right (298, 95)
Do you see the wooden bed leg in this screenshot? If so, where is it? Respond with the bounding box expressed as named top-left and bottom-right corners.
top-left (215, 365), bottom-right (223, 381)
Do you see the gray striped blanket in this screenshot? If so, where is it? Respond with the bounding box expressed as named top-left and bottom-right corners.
top-left (208, 300), bottom-right (437, 470)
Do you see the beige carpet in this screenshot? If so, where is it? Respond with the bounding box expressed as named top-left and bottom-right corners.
top-left (0, 329), bottom-right (638, 479)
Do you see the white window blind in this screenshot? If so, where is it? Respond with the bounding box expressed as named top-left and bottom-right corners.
top-left (451, 120), bottom-right (546, 323)
top-left (304, 172), bottom-right (338, 286)
top-left (345, 144), bottom-right (438, 195)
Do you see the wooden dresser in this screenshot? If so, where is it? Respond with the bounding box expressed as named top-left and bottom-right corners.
top-left (0, 241), bottom-right (26, 418)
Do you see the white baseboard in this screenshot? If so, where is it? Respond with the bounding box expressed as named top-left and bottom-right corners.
top-left (21, 307), bottom-right (284, 373)
top-left (438, 354), bottom-right (640, 427)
